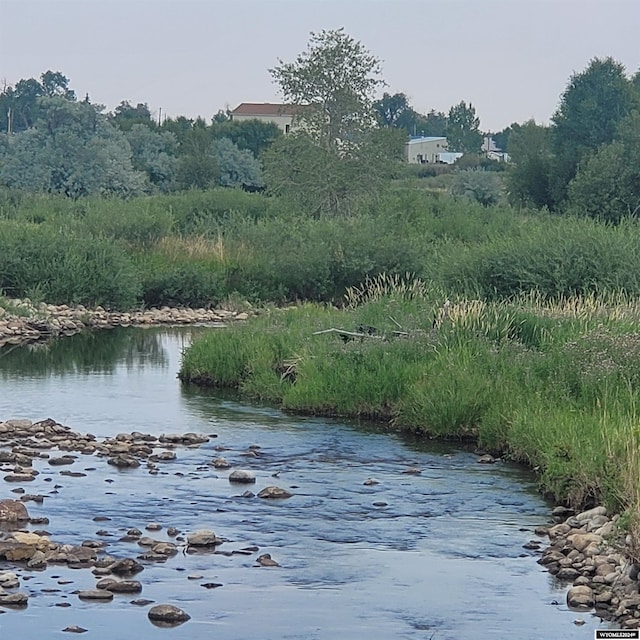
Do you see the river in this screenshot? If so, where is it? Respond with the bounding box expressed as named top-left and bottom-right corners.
top-left (0, 326), bottom-right (613, 639)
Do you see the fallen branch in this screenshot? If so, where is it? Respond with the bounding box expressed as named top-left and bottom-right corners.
top-left (312, 328), bottom-right (382, 340)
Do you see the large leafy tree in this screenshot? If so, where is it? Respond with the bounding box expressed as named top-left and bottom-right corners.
top-left (126, 124), bottom-right (177, 192)
top-left (374, 92), bottom-right (413, 128)
top-left (211, 118), bottom-right (281, 158)
top-left (0, 97), bottom-right (145, 197)
top-left (446, 101), bottom-right (482, 153)
top-left (373, 93), bottom-right (447, 138)
top-left (269, 28), bottom-right (384, 150)
top-left (415, 110), bottom-right (448, 138)
top-left (0, 71), bottom-right (75, 134)
top-left (265, 29), bottom-right (400, 216)
top-left (264, 127), bottom-right (404, 217)
top-left (210, 137), bottom-right (264, 189)
top-left (111, 101), bottom-right (155, 132)
top-left (567, 111), bottom-right (640, 223)
top-left (550, 57), bottom-right (636, 205)
top-left (40, 71), bottom-right (75, 100)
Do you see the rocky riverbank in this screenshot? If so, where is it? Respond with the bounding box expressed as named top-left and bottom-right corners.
top-left (535, 506), bottom-right (640, 629)
top-left (0, 298), bottom-right (252, 347)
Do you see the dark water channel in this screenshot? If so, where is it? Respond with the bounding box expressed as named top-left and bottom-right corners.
top-left (0, 327), bottom-right (613, 639)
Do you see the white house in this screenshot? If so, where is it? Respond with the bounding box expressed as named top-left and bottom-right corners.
top-left (405, 136), bottom-right (449, 164)
top-left (482, 135), bottom-right (510, 162)
top-left (229, 103), bottom-right (300, 134)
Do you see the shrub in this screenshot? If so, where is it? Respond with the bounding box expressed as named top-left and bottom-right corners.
top-left (450, 169), bottom-right (503, 206)
top-left (0, 221), bottom-right (140, 309)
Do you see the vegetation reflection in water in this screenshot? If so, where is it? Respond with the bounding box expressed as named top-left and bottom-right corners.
top-left (0, 327), bottom-right (174, 377)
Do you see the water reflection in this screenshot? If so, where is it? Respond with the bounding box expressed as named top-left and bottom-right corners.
top-left (0, 327), bottom-right (171, 378)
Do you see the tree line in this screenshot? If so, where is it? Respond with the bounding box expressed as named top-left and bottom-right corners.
top-left (1, 29), bottom-right (639, 223)
top-left (0, 73), bottom-right (277, 196)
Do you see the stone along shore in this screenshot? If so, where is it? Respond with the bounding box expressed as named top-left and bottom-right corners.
top-left (0, 298), bottom-right (252, 346)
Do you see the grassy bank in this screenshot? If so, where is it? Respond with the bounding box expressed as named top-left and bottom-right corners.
top-left (179, 278), bottom-right (640, 556)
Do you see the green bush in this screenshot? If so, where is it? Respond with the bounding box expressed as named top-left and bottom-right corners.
top-left (165, 188), bottom-right (271, 235)
top-left (137, 252), bottom-right (225, 308)
top-left (437, 215), bottom-right (640, 298)
top-left (0, 221), bottom-right (140, 309)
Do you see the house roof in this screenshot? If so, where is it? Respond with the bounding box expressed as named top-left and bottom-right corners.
top-left (407, 136), bottom-right (447, 144)
top-left (231, 103), bottom-right (300, 117)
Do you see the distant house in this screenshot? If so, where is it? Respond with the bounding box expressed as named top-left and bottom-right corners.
top-left (229, 103), bottom-right (300, 134)
top-left (405, 136), bottom-right (449, 164)
top-left (437, 152), bottom-right (464, 165)
top-left (482, 135), bottom-right (510, 162)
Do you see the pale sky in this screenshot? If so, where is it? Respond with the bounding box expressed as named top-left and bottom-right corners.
top-left (1, 0), bottom-right (638, 132)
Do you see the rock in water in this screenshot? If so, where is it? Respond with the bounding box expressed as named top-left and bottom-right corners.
top-left (567, 585), bottom-right (594, 609)
top-left (148, 604), bottom-right (191, 626)
top-left (257, 486), bottom-right (292, 499)
top-left (228, 469), bottom-right (256, 484)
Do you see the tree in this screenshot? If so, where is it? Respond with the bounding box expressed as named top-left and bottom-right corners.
top-left (5, 78), bottom-right (44, 132)
top-left (373, 94), bottom-right (447, 138)
top-left (265, 29), bottom-right (398, 216)
top-left (263, 127), bottom-right (405, 217)
top-left (126, 124), bottom-right (177, 192)
top-left (174, 153), bottom-right (218, 191)
top-left (446, 101), bottom-right (482, 153)
top-left (111, 101), bottom-right (154, 132)
top-left (567, 111), bottom-right (640, 223)
top-left (0, 97), bottom-right (145, 197)
top-left (450, 169), bottom-right (502, 206)
top-left (550, 57), bottom-right (636, 205)
top-left (269, 28), bottom-right (385, 150)
top-left (415, 109), bottom-right (448, 138)
top-left (40, 71), bottom-right (75, 100)
top-left (0, 71), bottom-right (77, 134)
top-left (374, 92), bottom-right (412, 128)
top-left (212, 109), bottom-right (230, 123)
top-left (505, 120), bottom-right (554, 208)
top-left (211, 118), bottom-right (281, 157)
top-left (492, 125), bottom-right (516, 152)
top-left (210, 137), bottom-right (263, 189)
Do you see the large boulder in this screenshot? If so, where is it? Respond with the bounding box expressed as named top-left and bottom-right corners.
top-left (96, 578), bottom-right (143, 593)
top-left (229, 469), bottom-right (256, 484)
top-left (0, 499), bottom-right (29, 521)
top-left (567, 585), bottom-right (594, 609)
top-left (187, 530), bottom-right (219, 547)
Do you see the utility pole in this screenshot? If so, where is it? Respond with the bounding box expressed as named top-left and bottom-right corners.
top-left (158, 107), bottom-right (162, 126)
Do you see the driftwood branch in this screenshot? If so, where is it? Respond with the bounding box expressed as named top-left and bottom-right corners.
top-left (312, 328), bottom-right (381, 339)
top-left (312, 327), bottom-right (409, 340)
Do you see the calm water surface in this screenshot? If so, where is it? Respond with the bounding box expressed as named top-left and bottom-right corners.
top-left (0, 327), bottom-right (613, 639)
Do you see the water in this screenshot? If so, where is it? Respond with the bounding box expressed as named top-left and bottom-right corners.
top-left (0, 327), bottom-right (613, 639)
